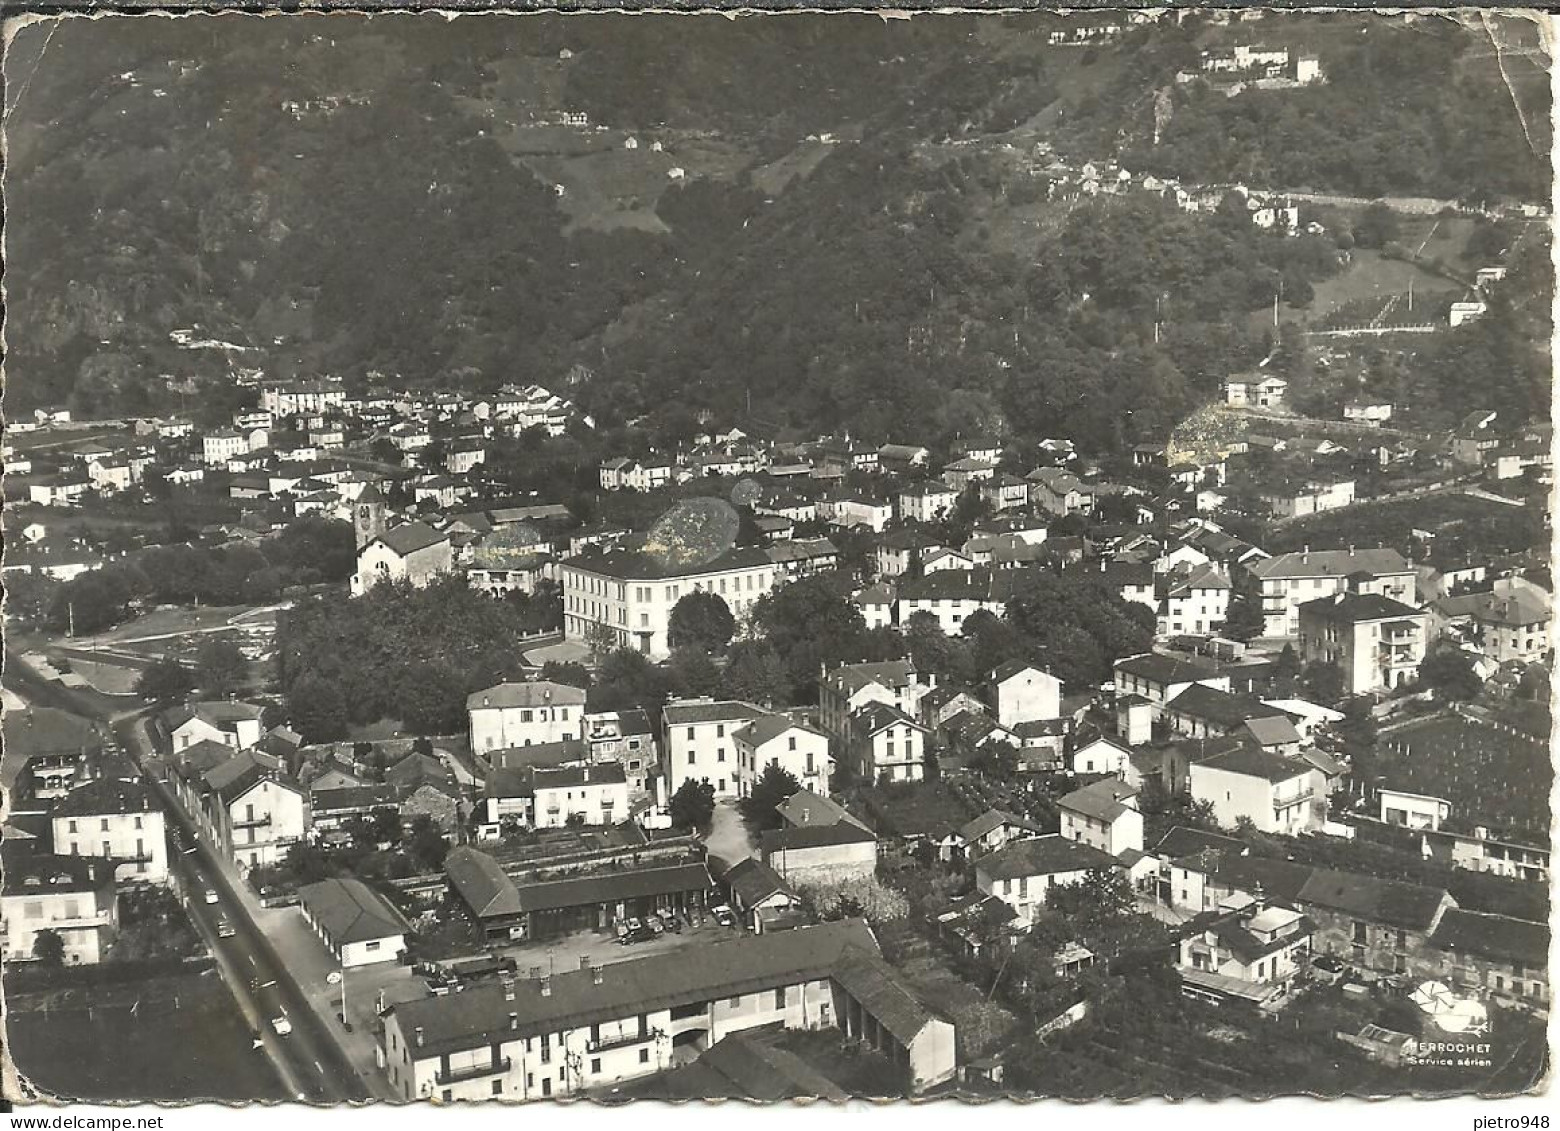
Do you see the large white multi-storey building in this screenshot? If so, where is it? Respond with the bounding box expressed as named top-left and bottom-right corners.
top-left (560, 549), bottom-right (777, 660)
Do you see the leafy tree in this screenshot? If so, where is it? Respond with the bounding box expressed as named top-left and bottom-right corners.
top-left (135, 658), bottom-right (196, 704)
top-left (1353, 202), bottom-right (1401, 250)
top-left (739, 763), bottom-right (800, 832)
top-left (1269, 644), bottom-right (1301, 696)
top-left (668, 647), bottom-right (722, 699)
top-left (286, 673), bottom-right (350, 743)
top-left (720, 640), bottom-right (787, 706)
top-left (400, 661), bottom-right (469, 734)
top-left (750, 574), bottom-right (876, 701)
top-left (667, 591), bottom-right (736, 654)
top-left (1221, 594), bottom-right (1265, 643)
top-left (540, 661), bottom-right (591, 690)
top-left (667, 778), bottom-right (716, 833)
top-left (405, 814), bottom-right (450, 872)
top-left (1418, 649), bottom-right (1483, 702)
top-left (194, 638), bottom-right (248, 698)
top-left (1299, 660), bottom-right (1346, 706)
top-left (32, 928), bottom-right (66, 966)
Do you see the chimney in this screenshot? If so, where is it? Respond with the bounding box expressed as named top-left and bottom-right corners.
top-left (508, 1012), bottom-right (519, 1031)
top-left (502, 977), bottom-right (516, 1001)
top-left (540, 975), bottom-right (552, 998)
top-left (579, 955), bottom-right (592, 971)
top-left (415, 1026), bottom-right (425, 1047)
top-left (592, 965), bottom-right (604, 986)
top-left (483, 696), bottom-right (490, 707)
top-left (1302, 546), bottom-right (1310, 562)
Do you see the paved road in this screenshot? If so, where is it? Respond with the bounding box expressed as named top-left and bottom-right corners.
top-left (121, 715), bottom-right (374, 1104)
top-left (6, 649), bottom-right (372, 1103)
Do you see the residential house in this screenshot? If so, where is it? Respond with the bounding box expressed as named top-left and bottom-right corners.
top-left (1177, 900), bottom-right (1314, 1009)
top-left (468, 682), bottom-right (587, 753)
top-left (974, 836), bottom-right (1121, 926)
top-left (49, 778), bottom-right (168, 886)
top-left (1378, 788), bottom-right (1452, 831)
top-left (1223, 375), bottom-right (1287, 409)
top-left (1188, 745), bottom-right (1324, 835)
top-left (817, 660), bottom-right (933, 744)
top-left (852, 583), bottom-right (896, 632)
top-left (989, 661), bottom-right (1061, 730)
top-left (849, 705), bottom-right (929, 785)
top-left (894, 568), bottom-right (1027, 634)
top-left (980, 474), bottom-right (1029, 512)
top-left (1158, 564), bottom-right (1232, 637)
top-left (0, 847), bottom-right (119, 965)
top-left (378, 919), bottom-right (956, 1100)
top-left (1427, 909), bottom-right (1550, 1011)
top-left (661, 699), bottom-right (769, 800)
top-left (732, 716), bottom-right (833, 798)
top-left (530, 764), bottom-right (629, 829)
top-left (1057, 779), bottom-right (1144, 857)
top-left (1298, 869), bottom-right (1454, 979)
top-left (165, 701), bottom-right (265, 753)
top-left (761, 790), bottom-right (878, 885)
top-left (1112, 653), bottom-right (1230, 708)
top-left (720, 857), bottom-right (801, 933)
top-left (875, 530), bottom-right (942, 579)
top-left (200, 750), bottom-right (312, 870)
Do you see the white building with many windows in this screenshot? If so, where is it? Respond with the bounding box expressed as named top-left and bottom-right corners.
top-left (661, 699), bottom-right (768, 800)
top-left (468, 682), bottom-right (587, 753)
top-left (50, 778), bottom-right (169, 886)
top-left (560, 549), bottom-right (777, 660)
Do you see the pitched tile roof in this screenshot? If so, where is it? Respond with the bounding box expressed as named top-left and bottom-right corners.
top-left (298, 877), bottom-right (411, 945)
top-left (467, 681), bottom-right (587, 711)
top-left (388, 918), bottom-right (878, 1058)
top-left (977, 834), bottom-right (1120, 880)
top-left (1296, 868), bottom-right (1450, 932)
top-left (1429, 908), bottom-right (1548, 967)
top-left (444, 846), bottom-right (523, 918)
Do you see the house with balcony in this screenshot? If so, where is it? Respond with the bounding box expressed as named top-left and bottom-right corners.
top-left (818, 660), bottom-right (934, 743)
top-left (1245, 548), bottom-right (1415, 638)
top-left (897, 479), bottom-right (960, 525)
top-left (1177, 899), bottom-right (1314, 1009)
top-left (2, 707), bottom-right (105, 802)
top-left (1297, 591), bottom-right (1428, 695)
top-left (378, 918), bottom-right (956, 1101)
top-left (1, 846), bottom-right (119, 965)
top-left (530, 764), bottom-right (629, 829)
top-left (49, 778), bottom-right (168, 886)
top-left (195, 749), bottom-right (311, 871)
top-left (733, 716), bottom-right (832, 798)
top-left (1187, 744), bottom-right (1324, 835)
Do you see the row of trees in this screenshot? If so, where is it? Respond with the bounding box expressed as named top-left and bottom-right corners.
top-left (37, 516), bottom-right (356, 637)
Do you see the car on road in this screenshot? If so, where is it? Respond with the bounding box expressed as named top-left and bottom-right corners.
top-left (272, 1015), bottom-right (293, 1037)
top-left (204, 889), bottom-right (220, 905)
top-left (218, 919), bottom-right (236, 939)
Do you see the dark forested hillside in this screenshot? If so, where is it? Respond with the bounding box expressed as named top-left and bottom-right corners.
top-left (5, 12), bottom-right (1549, 452)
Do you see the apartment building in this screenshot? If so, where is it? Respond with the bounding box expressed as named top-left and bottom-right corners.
top-left (1297, 592), bottom-right (1428, 695)
top-left (1244, 548), bottom-right (1415, 637)
top-left (0, 848), bottom-right (119, 966)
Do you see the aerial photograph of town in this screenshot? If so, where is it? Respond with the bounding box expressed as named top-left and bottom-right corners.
top-left (0, 5), bottom-right (1551, 1114)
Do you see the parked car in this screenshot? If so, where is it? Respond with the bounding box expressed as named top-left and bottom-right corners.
top-left (614, 922), bottom-right (631, 944)
top-left (644, 914), bottom-right (665, 936)
top-left (711, 904), bottom-right (737, 928)
top-left (1311, 955), bottom-right (1349, 985)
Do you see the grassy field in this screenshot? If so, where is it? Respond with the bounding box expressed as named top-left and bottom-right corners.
top-left (1306, 250), bottom-right (1464, 319)
top-left (6, 971), bottom-right (288, 1103)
